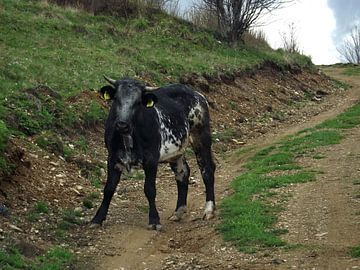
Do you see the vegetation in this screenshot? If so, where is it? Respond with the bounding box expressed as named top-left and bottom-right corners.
top-left (219, 101), bottom-right (360, 252)
top-left (349, 245), bottom-right (360, 258)
top-left (0, 0), bottom-right (313, 172)
top-left (0, 246), bottom-right (74, 270)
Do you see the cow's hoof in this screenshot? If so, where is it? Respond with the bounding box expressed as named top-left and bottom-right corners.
top-left (147, 224), bottom-right (162, 231)
top-left (89, 222), bottom-right (102, 228)
top-left (169, 206), bottom-right (187, 222)
top-left (203, 212), bottom-right (215, 220)
top-left (203, 201), bottom-right (215, 220)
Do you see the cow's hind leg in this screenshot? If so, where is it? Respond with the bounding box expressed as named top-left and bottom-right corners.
top-left (191, 127), bottom-right (216, 220)
top-left (169, 156), bottom-right (190, 221)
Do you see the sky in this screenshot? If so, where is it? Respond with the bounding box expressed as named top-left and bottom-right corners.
top-left (178, 0), bottom-right (360, 65)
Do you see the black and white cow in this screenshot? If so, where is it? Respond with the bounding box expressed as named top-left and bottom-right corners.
top-left (91, 77), bottom-right (216, 230)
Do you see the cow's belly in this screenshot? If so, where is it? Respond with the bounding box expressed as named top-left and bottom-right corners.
top-left (158, 136), bottom-right (189, 162)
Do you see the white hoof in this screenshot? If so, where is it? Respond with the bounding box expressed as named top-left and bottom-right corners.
top-left (147, 224), bottom-right (162, 231)
top-left (89, 223), bottom-right (102, 228)
top-left (203, 201), bottom-right (215, 220)
top-left (169, 206), bottom-right (187, 222)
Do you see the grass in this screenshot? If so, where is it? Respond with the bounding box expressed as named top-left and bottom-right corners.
top-left (349, 245), bottom-right (360, 258)
top-left (0, 0), bottom-right (313, 172)
top-left (28, 201), bottom-right (49, 222)
top-left (0, 246), bottom-right (74, 270)
top-left (219, 101), bottom-right (360, 252)
top-left (342, 65), bottom-right (360, 76)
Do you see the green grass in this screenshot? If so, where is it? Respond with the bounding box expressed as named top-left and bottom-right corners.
top-left (219, 101), bottom-right (360, 252)
top-left (316, 102), bottom-right (360, 130)
top-left (0, 0), bottom-right (314, 172)
top-left (0, 246), bottom-right (74, 270)
top-left (349, 245), bottom-right (360, 258)
top-left (0, 120), bottom-right (9, 171)
top-left (342, 65), bottom-right (360, 76)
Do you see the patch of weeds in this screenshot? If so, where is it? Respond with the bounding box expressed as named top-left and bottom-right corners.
top-left (34, 201), bottom-right (49, 214)
top-left (332, 78), bottom-right (351, 90)
top-left (353, 179), bottom-right (360, 185)
top-left (89, 175), bottom-right (102, 188)
top-left (63, 144), bottom-right (75, 161)
top-left (132, 17), bottom-right (149, 31)
top-left (127, 170), bottom-right (144, 180)
top-left (83, 198), bottom-right (93, 209)
top-left (313, 153), bottom-right (326, 159)
top-left (75, 136), bottom-right (89, 154)
top-left (219, 109), bottom-right (355, 252)
top-left (35, 131), bottom-right (64, 156)
top-left (272, 111), bottom-right (286, 122)
top-left (0, 246), bottom-right (74, 269)
top-left (229, 101), bottom-right (238, 111)
top-left (316, 102), bottom-right (360, 130)
top-left (82, 101), bottom-right (107, 128)
top-left (185, 148), bottom-right (195, 157)
top-left (235, 146), bottom-right (256, 157)
top-left (0, 246), bottom-right (28, 269)
top-left (280, 130), bottom-right (342, 155)
top-left (62, 208), bottom-right (84, 225)
top-left (136, 205), bottom-right (148, 213)
top-left (343, 66), bottom-right (360, 77)
top-left (349, 245), bottom-right (360, 258)
top-left (0, 120), bottom-right (10, 171)
top-left (36, 247), bottom-right (74, 270)
top-left (28, 201), bottom-right (49, 222)
top-left (212, 128), bottom-right (241, 143)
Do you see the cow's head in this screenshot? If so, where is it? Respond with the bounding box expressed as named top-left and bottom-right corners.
top-left (100, 77), bottom-right (157, 171)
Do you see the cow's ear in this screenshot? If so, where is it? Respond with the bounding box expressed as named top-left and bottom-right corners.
top-left (142, 92), bottom-right (158, 108)
top-left (99, 85), bottom-right (116, 100)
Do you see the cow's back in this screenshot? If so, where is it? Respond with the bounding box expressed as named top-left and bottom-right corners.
top-left (151, 84), bottom-right (209, 162)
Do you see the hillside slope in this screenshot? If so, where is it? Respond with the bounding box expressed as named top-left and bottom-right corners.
top-left (0, 1), bottom-right (348, 268)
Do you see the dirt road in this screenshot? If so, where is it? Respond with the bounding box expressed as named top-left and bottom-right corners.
top-left (87, 67), bottom-right (360, 270)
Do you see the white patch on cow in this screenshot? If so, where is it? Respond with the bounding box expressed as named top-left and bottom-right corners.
top-left (203, 201), bottom-right (215, 220)
top-left (188, 101), bottom-right (205, 126)
top-left (155, 108), bottom-right (189, 162)
top-left (175, 157), bottom-right (185, 181)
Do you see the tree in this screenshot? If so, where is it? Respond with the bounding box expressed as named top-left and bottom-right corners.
top-left (201, 0), bottom-right (292, 46)
top-left (338, 24), bottom-right (360, 64)
top-left (280, 22), bottom-right (301, 53)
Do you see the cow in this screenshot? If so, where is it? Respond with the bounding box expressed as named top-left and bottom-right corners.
top-left (91, 77), bottom-right (216, 230)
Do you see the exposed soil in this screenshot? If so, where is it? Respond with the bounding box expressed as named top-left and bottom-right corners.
top-left (1, 65), bottom-right (359, 269)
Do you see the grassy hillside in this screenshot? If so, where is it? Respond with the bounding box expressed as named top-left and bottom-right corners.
top-left (0, 0), bottom-right (312, 170)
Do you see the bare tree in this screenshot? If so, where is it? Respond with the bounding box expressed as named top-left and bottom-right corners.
top-left (201, 0), bottom-right (292, 46)
top-left (338, 24), bottom-right (360, 64)
top-left (280, 22), bottom-right (301, 53)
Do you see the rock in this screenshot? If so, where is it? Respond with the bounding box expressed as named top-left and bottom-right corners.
top-left (0, 204), bottom-right (10, 217)
top-left (9, 224), bottom-right (23, 232)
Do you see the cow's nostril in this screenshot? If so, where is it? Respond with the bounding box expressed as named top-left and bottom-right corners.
top-left (116, 121), bottom-right (130, 133)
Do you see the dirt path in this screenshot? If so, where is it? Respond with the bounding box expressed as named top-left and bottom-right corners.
top-left (88, 67), bottom-right (360, 270)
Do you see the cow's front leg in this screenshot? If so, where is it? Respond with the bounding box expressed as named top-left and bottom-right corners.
top-left (143, 162), bottom-right (161, 230)
top-left (91, 157), bottom-right (121, 226)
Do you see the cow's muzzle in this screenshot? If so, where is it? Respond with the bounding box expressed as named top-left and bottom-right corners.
top-left (115, 121), bottom-right (131, 134)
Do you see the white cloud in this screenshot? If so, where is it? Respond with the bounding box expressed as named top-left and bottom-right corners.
top-left (256, 0), bottom-right (340, 64)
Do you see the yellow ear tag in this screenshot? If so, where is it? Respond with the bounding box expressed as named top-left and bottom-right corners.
top-left (103, 91), bottom-right (111, 100)
top-left (146, 99), bottom-right (154, 108)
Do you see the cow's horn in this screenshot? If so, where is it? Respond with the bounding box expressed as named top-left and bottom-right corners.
top-left (103, 75), bottom-right (116, 85)
top-left (145, 86), bottom-right (158, 91)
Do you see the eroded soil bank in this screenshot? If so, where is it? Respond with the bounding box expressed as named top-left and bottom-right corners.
top-left (0, 65), bottom-right (356, 269)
